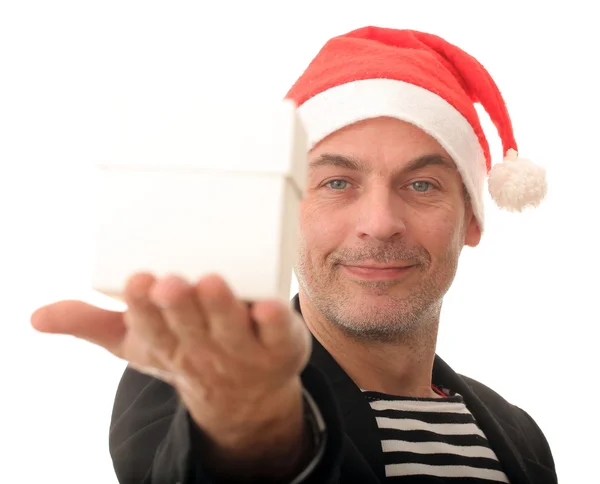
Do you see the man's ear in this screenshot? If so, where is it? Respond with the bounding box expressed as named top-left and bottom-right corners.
top-left (464, 204), bottom-right (482, 248)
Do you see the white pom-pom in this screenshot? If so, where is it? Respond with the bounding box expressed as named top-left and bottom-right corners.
top-left (487, 149), bottom-right (547, 212)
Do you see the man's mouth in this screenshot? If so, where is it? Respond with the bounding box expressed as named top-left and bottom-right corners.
top-left (340, 263), bottom-right (416, 281)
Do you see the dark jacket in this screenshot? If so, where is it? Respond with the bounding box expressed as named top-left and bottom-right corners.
top-left (109, 295), bottom-right (558, 484)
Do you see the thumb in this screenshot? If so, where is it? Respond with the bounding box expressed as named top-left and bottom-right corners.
top-left (31, 300), bottom-right (126, 353)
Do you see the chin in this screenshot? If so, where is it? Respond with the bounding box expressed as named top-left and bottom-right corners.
top-left (330, 298), bottom-right (424, 341)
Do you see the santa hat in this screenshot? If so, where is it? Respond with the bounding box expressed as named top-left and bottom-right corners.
top-left (285, 27), bottom-right (547, 230)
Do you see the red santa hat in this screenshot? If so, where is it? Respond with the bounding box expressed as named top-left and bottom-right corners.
top-left (285, 26), bottom-right (547, 230)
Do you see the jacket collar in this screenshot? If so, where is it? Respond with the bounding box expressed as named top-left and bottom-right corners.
top-left (292, 294), bottom-right (533, 484)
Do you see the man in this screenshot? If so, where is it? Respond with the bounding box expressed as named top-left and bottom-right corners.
top-left (31, 27), bottom-right (556, 483)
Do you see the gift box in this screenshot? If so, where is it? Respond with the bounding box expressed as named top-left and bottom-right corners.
top-left (92, 99), bottom-right (307, 302)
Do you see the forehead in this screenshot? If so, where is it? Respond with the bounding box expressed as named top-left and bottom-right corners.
top-left (308, 117), bottom-right (457, 174)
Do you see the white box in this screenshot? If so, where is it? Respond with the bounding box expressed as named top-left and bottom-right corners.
top-left (92, 99), bottom-right (308, 302)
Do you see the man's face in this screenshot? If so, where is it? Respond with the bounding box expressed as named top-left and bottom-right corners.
top-left (295, 117), bottom-right (481, 342)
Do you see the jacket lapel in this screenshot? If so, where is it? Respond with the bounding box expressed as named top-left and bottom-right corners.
top-left (432, 357), bottom-right (533, 483)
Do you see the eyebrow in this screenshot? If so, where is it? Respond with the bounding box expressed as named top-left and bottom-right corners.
top-left (309, 153), bottom-right (457, 176)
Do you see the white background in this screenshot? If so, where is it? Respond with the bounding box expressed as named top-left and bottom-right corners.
top-left (1, 1), bottom-right (598, 482)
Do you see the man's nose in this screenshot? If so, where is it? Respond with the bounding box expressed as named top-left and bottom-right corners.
top-left (354, 188), bottom-right (407, 242)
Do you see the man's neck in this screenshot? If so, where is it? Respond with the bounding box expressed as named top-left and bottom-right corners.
top-left (299, 292), bottom-right (441, 399)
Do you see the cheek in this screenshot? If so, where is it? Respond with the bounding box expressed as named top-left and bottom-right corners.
top-left (410, 210), bottom-right (465, 259)
top-left (298, 200), bottom-right (347, 257)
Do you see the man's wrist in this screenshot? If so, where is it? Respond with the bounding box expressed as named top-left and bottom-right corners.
top-left (193, 381), bottom-right (309, 482)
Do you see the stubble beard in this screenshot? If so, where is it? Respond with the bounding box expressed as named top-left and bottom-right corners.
top-left (296, 243), bottom-right (458, 344)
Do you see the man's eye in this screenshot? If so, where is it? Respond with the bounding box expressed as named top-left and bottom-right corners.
top-left (326, 180), bottom-right (349, 190)
top-left (411, 181), bottom-right (433, 192)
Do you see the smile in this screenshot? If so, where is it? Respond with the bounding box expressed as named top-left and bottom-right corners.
top-left (341, 264), bottom-right (415, 281)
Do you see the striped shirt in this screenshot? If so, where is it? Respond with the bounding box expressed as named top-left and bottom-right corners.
top-left (362, 387), bottom-right (511, 483)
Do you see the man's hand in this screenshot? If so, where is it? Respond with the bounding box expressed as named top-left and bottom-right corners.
top-left (31, 273), bottom-right (313, 479)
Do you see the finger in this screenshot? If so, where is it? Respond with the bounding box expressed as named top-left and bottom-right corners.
top-left (31, 300), bottom-right (126, 354)
top-left (251, 298), bottom-right (297, 349)
top-left (195, 274), bottom-right (257, 354)
top-left (149, 274), bottom-right (208, 346)
top-left (123, 272), bottom-right (177, 363)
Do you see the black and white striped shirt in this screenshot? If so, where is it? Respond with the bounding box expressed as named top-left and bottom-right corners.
top-left (362, 388), bottom-right (511, 482)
